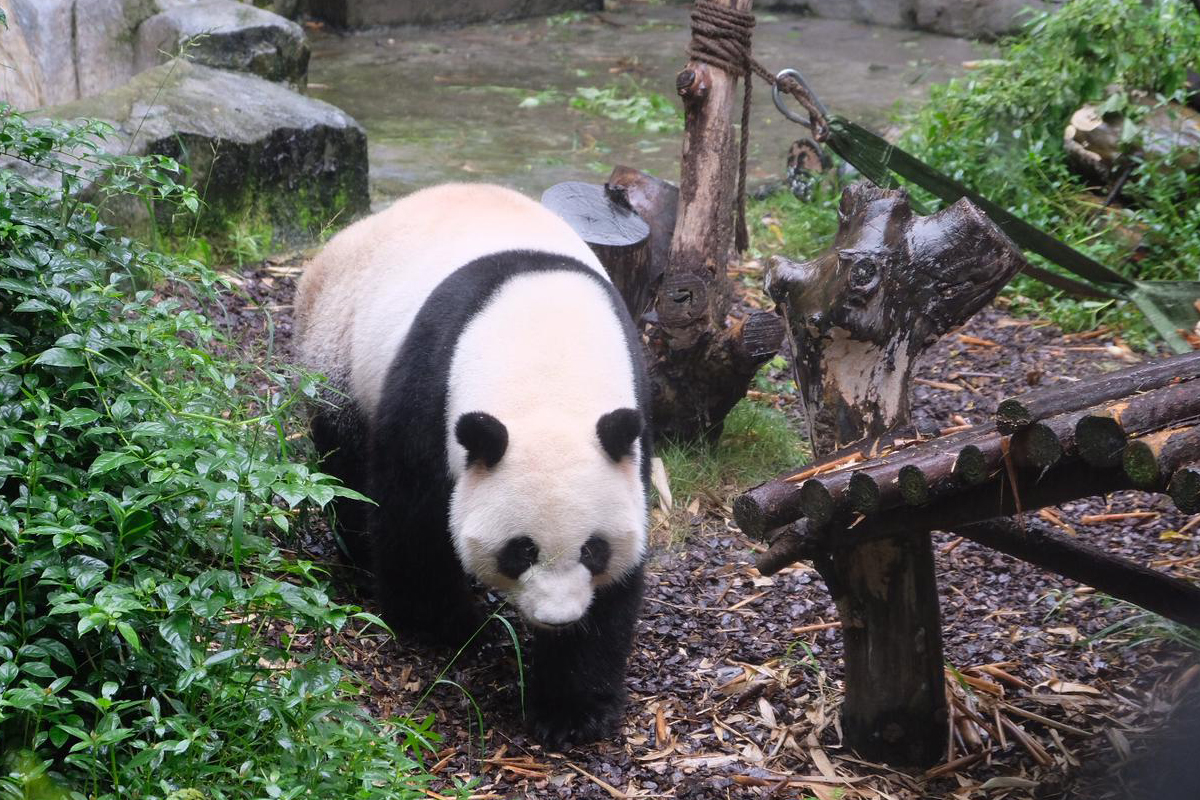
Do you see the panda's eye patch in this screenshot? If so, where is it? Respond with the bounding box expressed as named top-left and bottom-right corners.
top-left (579, 535), bottom-right (611, 576)
top-left (498, 536), bottom-right (538, 579)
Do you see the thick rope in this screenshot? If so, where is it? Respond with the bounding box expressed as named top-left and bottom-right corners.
top-left (686, 1), bottom-right (829, 252)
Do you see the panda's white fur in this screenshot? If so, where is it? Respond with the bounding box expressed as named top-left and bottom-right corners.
top-left (295, 183), bottom-right (647, 628)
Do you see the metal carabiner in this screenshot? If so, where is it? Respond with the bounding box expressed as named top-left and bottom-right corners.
top-left (771, 68), bottom-right (829, 129)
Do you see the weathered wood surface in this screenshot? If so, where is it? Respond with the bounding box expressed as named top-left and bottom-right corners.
top-left (604, 165), bottom-right (679, 320)
top-left (1074, 380), bottom-right (1200, 468)
top-left (767, 183), bottom-right (1025, 454)
top-left (1169, 462), bottom-right (1200, 513)
top-left (756, 463), bottom-right (1137, 573)
top-left (1122, 423), bottom-right (1200, 490)
top-left (541, 181), bottom-right (652, 321)
top-left (763, 182), bottom-right (1025, 768)
top-left (647, 0), bottom-right (786, 440)
top-left (956, 518), bottom-right (1200, 629)
top-left (995, 351), bottom-right (1200, 434)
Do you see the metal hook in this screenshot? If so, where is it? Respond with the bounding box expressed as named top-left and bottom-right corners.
top-left (772, 68), bottom-right (829, 129)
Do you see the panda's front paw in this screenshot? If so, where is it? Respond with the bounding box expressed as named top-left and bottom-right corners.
top-left (528, 693), bottom-right (621, 751)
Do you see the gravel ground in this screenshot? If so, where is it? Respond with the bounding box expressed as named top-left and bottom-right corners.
top-left (203, 256), bottom-right (1199, 800)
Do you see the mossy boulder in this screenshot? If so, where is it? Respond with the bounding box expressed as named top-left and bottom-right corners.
top-left (137, 1), bottom-right (310, 87)
top-left (40, 58), bottom-right (369, 247)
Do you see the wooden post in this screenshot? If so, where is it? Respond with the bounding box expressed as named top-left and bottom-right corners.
top-left (646, 0), bottom-right (787, 440)
top-left (765, 182), bottom-right (1026, 767)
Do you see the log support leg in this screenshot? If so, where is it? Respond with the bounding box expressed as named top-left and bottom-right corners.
top-left (815, 535), bottom-right (947, 767)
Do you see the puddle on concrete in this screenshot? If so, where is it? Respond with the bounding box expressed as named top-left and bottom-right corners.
top-left (306, 3), bottom-right (987, 203)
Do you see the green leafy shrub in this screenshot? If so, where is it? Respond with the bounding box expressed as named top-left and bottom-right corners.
top-left (0, 109), bottom-right (441, 799)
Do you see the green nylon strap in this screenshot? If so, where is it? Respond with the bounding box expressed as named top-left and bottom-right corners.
top-left (822, 116), bottom-right (1199, 353)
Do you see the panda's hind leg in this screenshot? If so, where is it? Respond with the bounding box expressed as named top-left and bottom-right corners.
top-left (310, 403), bottom-right (373, 573)
top-left (528, 565), bottom-right (644, 749)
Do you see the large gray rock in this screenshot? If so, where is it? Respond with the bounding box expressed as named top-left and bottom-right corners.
top-left (763, 0), bottom-right (1057, 39)
top-left (137, 1), bottom-right (310, 86)
top-left (40, 59), bottom-right (368, 245)
top-left (912, 0), bottom-right (1056, 39)
top-left (74, 0), bottom-right (159, 98)
top-left (2, 0), bottom-right (78, 107)
top-left (308, 0), bottom-right (602, 28)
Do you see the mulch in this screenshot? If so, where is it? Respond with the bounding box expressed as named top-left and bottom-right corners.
top-left (199, 254), bottom-right (1200, 800)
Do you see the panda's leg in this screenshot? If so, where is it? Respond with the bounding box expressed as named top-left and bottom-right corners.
top-left (368, 477), bottom-right (486, 649)
top-left (310, 405), bottom-right (373, 572)
top-left (527, 564), bottom-right (645, 749)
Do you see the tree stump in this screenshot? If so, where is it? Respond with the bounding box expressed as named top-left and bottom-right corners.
top-left (766, 182), bottom-right (1026, 767)
top-left (645, 0), bottom-right (786, 441)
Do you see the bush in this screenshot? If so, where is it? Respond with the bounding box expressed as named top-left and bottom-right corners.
top-left (0, 109), bottom-right (441, 799)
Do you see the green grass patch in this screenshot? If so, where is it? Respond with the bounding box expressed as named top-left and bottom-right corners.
top-left (658, 397), bottom-right (807, 524)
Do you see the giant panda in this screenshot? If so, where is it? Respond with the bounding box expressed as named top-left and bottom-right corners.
top-left (293, 183), bottom-right (652, 748)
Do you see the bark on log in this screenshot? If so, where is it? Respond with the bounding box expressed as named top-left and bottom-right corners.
top-left (764, 184), bottom-right (1024, 767)
top-left (604, 165), bottom-right (680, 320)
top-left (735, 425), bottom-right (940, 539)
top-left (995, 352), bottom-right (1200, 434)
top-left (1122, 423), bottom-right (1200, 489)
top-left (1074, 380), bottom-right (1200, 468)
top-left (1169, 462), bottom-right (1200, 513)
top-left (739, 425), bottom-right (1006, 532)
top-left (763, 512), bottom-right (1200, 628)
top-left (757, 463), bottom-right (1138, 575)
top-left (955, 518), bottom-right (1200, 629)
top-left (541, 181), bottom-right (652, 321)
top-left (767, 183), bottom-right (1025, 454)
top-left (647, 0), bottom-right (786, 440)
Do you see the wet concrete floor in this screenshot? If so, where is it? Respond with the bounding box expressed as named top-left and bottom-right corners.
top-left (306, 2), bottom-right (986, 202)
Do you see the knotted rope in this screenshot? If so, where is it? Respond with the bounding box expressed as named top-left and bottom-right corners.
top-left (686, 1), bottom-right (829, 251)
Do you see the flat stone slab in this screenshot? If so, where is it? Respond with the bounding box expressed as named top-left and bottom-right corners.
top-left (137, 0), bottom-right (310, 86)
top-left (41, 59), bottom-right (368, 245)
top-left (308, 0), bottom-right (602, 28)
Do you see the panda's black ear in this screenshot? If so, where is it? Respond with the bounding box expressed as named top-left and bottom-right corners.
top-left (456, 412), bottom-right (508, 469)
top-left (597, 408), bottom-right (642, 462)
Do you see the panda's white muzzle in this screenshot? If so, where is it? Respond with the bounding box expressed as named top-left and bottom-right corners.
top-left (515, 563), bottom-right (594, 628)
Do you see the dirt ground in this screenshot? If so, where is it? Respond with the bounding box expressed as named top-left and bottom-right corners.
top-left (209, 255), bottom-right (1199, 800)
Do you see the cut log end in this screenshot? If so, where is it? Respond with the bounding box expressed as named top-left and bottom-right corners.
top-left (899, 464), bottom-right (930, 506)
top-left (732, 493), bottom-right (772, 541)
top-left (1015, 422), bottom-right (1065, 469)
top-left (1169, 463), bottom-right (1200, 514)
top-left (954, 444), bottom-right (990, 485)
top-left (1075, 415), bottom-right (1128, 468)
top-left (847, 471), bottom-right (881, 515)
top-left (800, 479), bottom-right (837, 527)
top-left (996, 398), bottom-right (1033, 434)
top-left (1123, 440), bottom-right (1163, 488)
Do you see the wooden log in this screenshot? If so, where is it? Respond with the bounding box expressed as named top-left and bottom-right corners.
top-left (1169, 462), bottom-right (1200, 513)
top-left (646, 0), bottom-right (787, 441)
top-left (994, 352), bottom-right (1200, 434)
top-left (1122, 423), bottom-right (1200, 489)
top-left (541, 181), bottom-right (652, 321)
top-left (604, 165), bottom-right (680, 320)
top-left (844, 425), bottom-right (990, 514)
top-left (756, 521), bottom-right (823, 575)
top-left (822, 534), bottom-right (947, 767)
top-left (1075, 380), bottom-right (1200, 468)
top-left (734, 429), bottom-right (922, 539)
top-left (954, 518), bottom-right (1200, 629)
top-left (768, 185), bottom-right (1024, 453)
top-left (1009, 411), bottom-right (1086, 470)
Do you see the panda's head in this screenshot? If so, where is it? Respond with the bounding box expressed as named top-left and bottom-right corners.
top-left (448, 408), bottom-right (646, 629)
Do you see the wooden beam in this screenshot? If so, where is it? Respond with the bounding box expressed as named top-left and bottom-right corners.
top-left (995, 353), bottom-right (1200, 434)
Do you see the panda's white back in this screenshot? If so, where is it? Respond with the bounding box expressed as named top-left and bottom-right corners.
top-left (294, 183), bottom-right (607, 417)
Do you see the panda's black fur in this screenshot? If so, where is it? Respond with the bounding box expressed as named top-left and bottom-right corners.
top-left (310, 249), bottom-right (652, 749)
